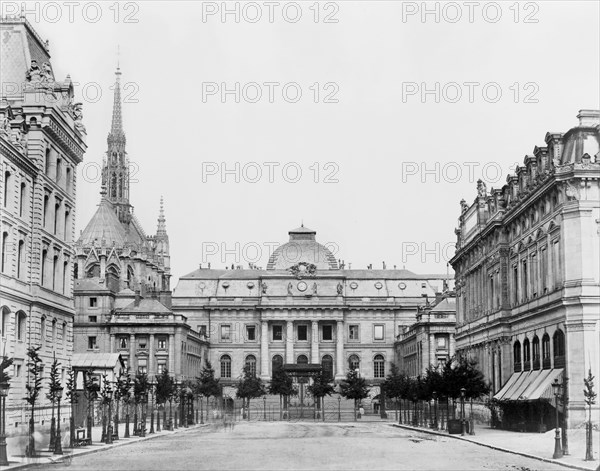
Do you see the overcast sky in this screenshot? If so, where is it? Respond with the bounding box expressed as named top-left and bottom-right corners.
top-left (13, 1), bottom-right (600, 282)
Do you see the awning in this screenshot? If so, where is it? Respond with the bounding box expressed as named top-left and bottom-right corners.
top-left (493, 368), bottom-right (564, 401)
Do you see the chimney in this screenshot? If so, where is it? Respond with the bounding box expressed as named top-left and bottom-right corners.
top-left (435, 292), bottom-right (443, 304)
top-left (134, 289), bottom-right (141, 307)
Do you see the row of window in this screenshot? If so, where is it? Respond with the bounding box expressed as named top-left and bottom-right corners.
top-left (212, 323), bottom-right (387, 343)
top-left (218, 353), bottom-right (386, 379)
top-left (513, 329), bottom-right (565, 372)
top-left (0, 307), bottom-right (67, 345)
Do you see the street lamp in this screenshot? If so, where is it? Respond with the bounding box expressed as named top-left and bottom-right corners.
top-left (552, 379), bottom-right (563, 459)
top-left (141, 392), bottom-right (148, 437)
top-left (54, 385), bottom-right (64, 454)
top-left (149, 380), bottom-right (155, 434)
top-left (432, 391), bottom-right (438, 430)
top-left (460, 388), bottom-right (466, 436)
top-left (106, 386), bottom-right (113, 445)
top-left (0, 381), bottom-right (10, 465)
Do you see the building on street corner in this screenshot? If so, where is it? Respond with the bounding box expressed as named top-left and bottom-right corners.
top-left (450, 110), bottom-right (600, 428)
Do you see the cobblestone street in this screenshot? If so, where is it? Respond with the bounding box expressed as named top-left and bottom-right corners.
top-left (49, 422), bottom-right (569, 471)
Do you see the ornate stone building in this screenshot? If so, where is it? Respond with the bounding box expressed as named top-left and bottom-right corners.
top-left (72, 67), bottom-right (207, 381)
top-left (173, 225), bottom-right (453, 405)
top-left (0, 16), bottom-right (87, 429)
top-left (395, 293), bottom-right (456, 377)
top-left (450, 110), bottom-right (600, 427)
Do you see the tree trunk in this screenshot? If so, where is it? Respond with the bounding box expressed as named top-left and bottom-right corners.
top-left (49, 402), bottom-right (56, 451)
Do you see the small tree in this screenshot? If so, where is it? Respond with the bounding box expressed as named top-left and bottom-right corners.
top-left (156, 369), bottom-right (174, 428)
top-left (382, 364), bottom-right (408, 423)
top-left (65, 368), bottom-right (78, 447)
top-left (24, 346), bottom-right (43, 457)
top-left (269, 365), bottom-right (297, 419)
top-left (583, 369), bottom-right (597, 461)
top-left (236, 365), bottom-right (266, 419)
top-left (83, 369), bottom-right (100, 441)
top-left (198, 360), bottom-right (221, 420)
top-left (133, 371), bottom-right (149, 435)
top-left (46, 357), bottom-right (61, 451)
top-left (99, 373), bottom-right (112, 442)
top-left (307, 372), bottom-right (334, 418)
top-left (339, 369), bottom-right (370, 420)
top-left (113, 372), bottom-right (130, 439)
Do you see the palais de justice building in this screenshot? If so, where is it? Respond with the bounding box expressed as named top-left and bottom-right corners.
top-left (173, 225), bottom-right (453, 402)
top-left (451, 110), bottom-right (600, 427)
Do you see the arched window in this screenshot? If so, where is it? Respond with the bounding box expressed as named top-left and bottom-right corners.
top-left (532, 336), bottom-right (540, 369)
top-left (321, 355), bottom-right (333, 381)
top-left (513, 340), bottom-right (522, 372)
top-left (297, 354), bottom-right (308, 365)
top-left (62, 322), bottom-right (67, 344)
top-left (1, 307), bottom-right (10, 338)
top-left (51, 318), bottom-right (57, 341)
top-left (553, 329), bottom-right (565, 368)
top-left (16, 311), bottom-right (26, 341)
top-left (3, 171), bottom-right (10, 207)
top-left (40, 316), bottom-right (46, 342)
top-left (41, 249), bottom-right (48, 285)
top-left (220, 355), bottom-right (231, 378)
top-left (374, 354), bottom-right (385, 378)
top-left (542, 333), bottom-right (551, 369)
top-left (17, 240), bottom-right (24, 279)
top-left (73, 262), bottom-right (78, 280)
top-left (245, 355), bottom-right (256, 377)
top-left (348, 354), bottom-right (360, 372)
top-left (110, 173), bottom-right (117, 198)
top-left (523, 338), bottom-right (531, 369)
top-left (19, 182), bottom-right (26, 217)
top-left (272, 354), bottom-right (283, 374)
top-left (1, 232), bottom-right (8, 273)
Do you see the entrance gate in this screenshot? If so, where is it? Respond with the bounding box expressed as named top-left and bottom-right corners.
top-left (283, 363), bottom-right (322, 420)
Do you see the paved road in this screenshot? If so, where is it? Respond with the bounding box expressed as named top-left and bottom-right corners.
top-left (51, 422), bottom-right (567, 470)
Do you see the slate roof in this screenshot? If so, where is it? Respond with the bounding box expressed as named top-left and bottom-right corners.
top-left (72, 353), bottom-right (123, 369)
top-left (78, 198), bottom-right (127, 246)
top-left (120, 298), bottom-right (172, 314)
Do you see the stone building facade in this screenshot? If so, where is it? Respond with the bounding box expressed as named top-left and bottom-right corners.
top-left (450, 110), bottom-right (600, 427)
top-left (395, 294), bottom-right (456, 377)
top-left (173, 225), bottom-right (453, 405)
top-left (0, 17), bottom-right (87, 428)
top-left (72, 67), bottom-right (207, 382)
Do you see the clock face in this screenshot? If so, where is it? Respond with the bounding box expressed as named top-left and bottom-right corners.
top-left (374, 281), bottom-right (383, 289)
top-left (398, 282), bottom-right (407, 290)
top-left (297, 281), bottom-right (308, 292)
top-left (350, 281), bottom-right (358, 290)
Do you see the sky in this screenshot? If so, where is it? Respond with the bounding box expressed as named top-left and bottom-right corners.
top-left (9, 0), bottom-right (600, 283)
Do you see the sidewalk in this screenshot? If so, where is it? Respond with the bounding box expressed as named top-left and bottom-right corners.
top-left (1, 418), bottom-right (207, 470)
top-left (391, 422), bottom-right (599, 471)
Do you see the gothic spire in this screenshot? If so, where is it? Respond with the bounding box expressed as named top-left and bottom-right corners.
top-left (108, 65), bottom-right (125, 142)
top-left (156, 196), bottom-right (167, 237)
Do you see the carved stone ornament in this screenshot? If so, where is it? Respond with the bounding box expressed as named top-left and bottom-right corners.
top-left (477, 179), bottom-right (487, 198)
top-left (73, 102), bottom-right (86, 133)
top-left (336, 282), bottom-right (343, 295)
top-left (261, 282), bottom-right (268, 294)
top-left (288, 262), bottom-right (317, 279)
top-left (564, 181), bottom-right (580, 201)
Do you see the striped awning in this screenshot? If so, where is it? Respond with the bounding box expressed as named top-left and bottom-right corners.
top-left (493, 369), bottom-right (564, 401)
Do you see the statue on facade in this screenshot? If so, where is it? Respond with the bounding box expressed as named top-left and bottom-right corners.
top-left (41, 62), bottom-right (54, 84)
top-left (261, 282), bottom-right (268, 294)
top-left (25, 60), bottom-right (42, 82)
top-left (336, 282), bottom-right (343, 295)
top-left (73, 102), bottom-right (86, 132)
top-left (312, 283), bottom-right (318, 295)
top-left (460, 199), bottom-right (468, 213)
top-left (0, 115), bottom-right (10, 136)
top-left (287, 282), bottom-right (293, 296)
top-left (477, 179), bottom-right (487, 198)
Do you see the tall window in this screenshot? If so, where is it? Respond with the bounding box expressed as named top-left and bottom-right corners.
top-left (513, 340), bottom-right (522, 372)
top-left (17, 240), bottom-right (24, 278)
top-left (220, 355), bottom-right (231, 378)
top-left (220, 324), bottom-right (231, 342)
top-left (45, 148), bottom-right (51, 174)
top-left (1, 232), bottom-right (8, 273)
top-left (542, 333), bottom-right (551, 369)
top-left (52, 255), bottom-right (58, 290)
top-left (373, 324), bottom-right (384, 341)
top-left (321, 355), bottom-right (333, 381)
top-left (245, 355), bottom-right (257, 376)
top-left (272, 325), bottom-right (283, 341)
top-left (348, 325), bottom-right (359, 341)
top-left (272, 354), bottom-right (283, 374)
top-left (51, 319), bottom-right (57, 341)
top-left (512, 265), bottom-right (518, 304)
top-left (553, 329), bottom-right (565, 367)
top-left (16, 311), bottom-right (26, 340)
top-left (43, 194), bottom-right (49, 228)
top-left (119, 337), bottom-right (128, 349)
top-left (19, 182), bottom-right (26, 217)
top-left (157, 337), bottom-right (167, 349)
top-left (245, 325), bottom-right (256, 341)
top-left (523, 338), bottom-right (531, 369)
top-left (297, 325), bottom-right (308, 341)
top-left (66, 167), bottom-right (71, 192)
top-left (3, 171), bottom-right (10, 207)
top-left (54, 201), bottom-right (60, 235)
top-left (63, 261), bottom-right (68, 294)
top-left (41, 249), bottom-right (47, 285)
top-left (532, 336), bottom-right (540, 369)
top-left (348, 354), bottom-right (360, 372)
top-left (56, 158), bottom-right (62, 183)
top-left (64, 209), bottom-right (70, 241)
top-left (1, 307), bottom-right (9, 338)
top-left (521, 260), bottom-right (528, 300)
top-left (374, 354), bottom-right (385, 378)
top-left (40, 316), bottom-right (46, 342)
top-left (322, 325), bottom-right (333, 341)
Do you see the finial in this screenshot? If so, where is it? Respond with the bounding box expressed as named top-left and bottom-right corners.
top-left (100, 183), bottom-right (107, 200)
top-left (117, 44), bottom-right (120, 70)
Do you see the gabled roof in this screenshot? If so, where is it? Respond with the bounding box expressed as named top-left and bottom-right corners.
top-left (431, 297), bottom-right (456, 312)
top-left (79, 198), bottom-right (127, 246)
top-left (120, 298), bottom-right (172, 314)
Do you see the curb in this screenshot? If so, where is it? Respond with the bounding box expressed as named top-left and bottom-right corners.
top-left (390, 423), bottom-right (596, 471)
top-left (5, 424), bottom-right (209, 470)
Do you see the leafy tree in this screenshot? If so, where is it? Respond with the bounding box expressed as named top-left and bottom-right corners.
top-left (382, 364), bottom-right (409, 423)
top-left (236, 365), bottom-right (266, 418)
top-left (83, 369), bottom-right (100, 441)
top-left (0, 356), bottom-right (13, 385)
top-left (134, 371), bottom-right (150, 434)
top-left (268, 365), bottom-right (297, 418)
top-left (197, 360), bottom-right (221, 403)
top-left (156, 368), bottom-right (174, 406)
top-left (46, 357), bottom-right (61, 451)
top-left (99, 373), bottom-right (112, 442)
top-left (307, 371), bottom-right (334, 417)
top-left (65, 368), bottom-right (78, 447)
top-left (114, 371), bottom-right (131, 439)
top-left (24, 346), bottom-right (43, 457)
top-left (583, 369), bottom-right (597, 460)
top-left (339, 369), bottom-right (370, 420)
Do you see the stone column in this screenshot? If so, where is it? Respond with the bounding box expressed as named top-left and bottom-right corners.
top-left (110, 334), bottom-right (115, 353)
top-left (129, 334), bottom-right (135, 372)
top-left (286, 321), bottom-right (294, 364)
top-left (168, 333), bottom-right (175, 375)
top-left (429, 334), bottom-right (435, 367)
top-left (260, 321), bottom-right (269, 379)
top-left (311, 320), bottom-right (319, 363)
top-left (149, 334), bottom-right (155, 378)
top-left (335, 320), bottom-right (344, 380)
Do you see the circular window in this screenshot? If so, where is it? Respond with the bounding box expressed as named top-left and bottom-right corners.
top-left (350, 281), bottom-right (358, 290)
top-left (198, 281), bottom-right (206, 289)
top-left (374, 281), bottom-right (383, 289)
top-left (398, 282), bottom-right (406, 290)
top-left (247, 282), bottom-right (255, 289)
top-left (222, 281), bottom-right (230, 289)
top-left (297, 281), bottom-right (308, 292)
